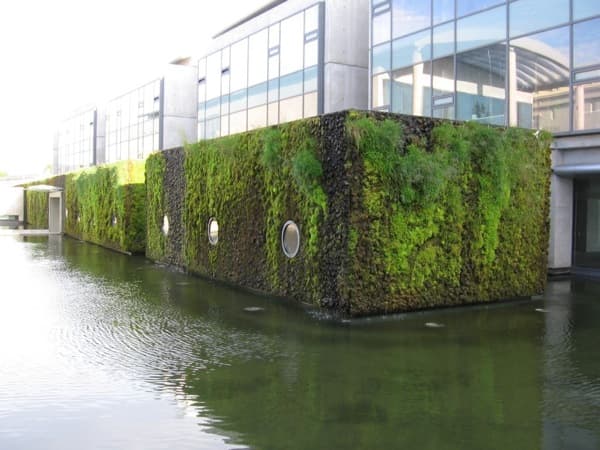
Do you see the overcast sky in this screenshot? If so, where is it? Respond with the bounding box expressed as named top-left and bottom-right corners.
top-left (0, 0), bottom-right (265, 175)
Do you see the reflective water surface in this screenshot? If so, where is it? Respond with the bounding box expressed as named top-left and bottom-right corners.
top-left (1, 236), bottom-right (599, 450)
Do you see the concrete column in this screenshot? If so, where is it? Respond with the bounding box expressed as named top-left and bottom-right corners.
top-left (548, 173), bottom-right (573, 271)
top-left (574, 85), bottom-right (585, 130)
top-left (508, 47), bottom-right (518, 127)
top-left (413, 62), bottom-right (424, 116)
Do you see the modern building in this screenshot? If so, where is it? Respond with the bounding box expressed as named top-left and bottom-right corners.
top-left (369, 0), bottom-right (600, 273)
top-left (53, 107), bottom-right (104, 175)
top-left (54, 63), bottom-right (197, 174)
top-left (105, 63), bottom-right (198, 164)
top-left (196, 0), bottom-right (370, 140)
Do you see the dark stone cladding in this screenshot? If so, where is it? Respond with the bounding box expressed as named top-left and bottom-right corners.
top-left (162, 146), bottom-right (186, 268)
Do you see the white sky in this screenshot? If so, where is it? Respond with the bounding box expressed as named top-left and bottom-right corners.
top-left (0, 0), bottom-right (266, 175)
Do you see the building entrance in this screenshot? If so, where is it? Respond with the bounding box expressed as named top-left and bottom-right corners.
top-left (574, 177), bottom-right (600, 269)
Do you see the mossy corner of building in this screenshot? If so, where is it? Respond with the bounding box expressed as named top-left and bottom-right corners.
top-left (146, 110), bottom-right (552, 316)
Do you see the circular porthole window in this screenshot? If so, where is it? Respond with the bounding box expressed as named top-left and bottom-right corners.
top-left (112, 216), bottom-right (118, 226)
top-left (281, 220), bottom-right (300, 258)
top-left (65, 209), bottom-right (69, 218)
top-left (162, 215), bottom-right (169, 236)
top-left (77, 215), bottom-right (81, 223)
top-left (208, 217), bottom-right (219, 245)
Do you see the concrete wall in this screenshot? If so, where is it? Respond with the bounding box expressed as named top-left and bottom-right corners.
top-left (0, 187), bottom-right (24, 220)
top-left (162, 64), bottom-right (198, 149)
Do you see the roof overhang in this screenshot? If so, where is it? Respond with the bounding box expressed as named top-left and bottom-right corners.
top-left (25, 184), bottom-right (63, 192)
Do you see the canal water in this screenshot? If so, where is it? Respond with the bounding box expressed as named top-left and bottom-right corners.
top-left (0, 236), bottom-right (599, 450)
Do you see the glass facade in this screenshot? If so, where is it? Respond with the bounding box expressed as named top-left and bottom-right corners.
top-left (371, 0), bottom-right (600, 133)
top-left (198, 3), bottom-right (323, 140)
top-left (106, 79), bottom-right (161, 163)
top-left (55, 109), bottom-right (96, 174)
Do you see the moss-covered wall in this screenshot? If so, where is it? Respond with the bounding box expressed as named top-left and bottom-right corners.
top-left (64, 161), bottom-right (146, 254)
top-left (147, 111), bottom-right (551, 316)
top-left (24, 161), bottom-right (145, 254)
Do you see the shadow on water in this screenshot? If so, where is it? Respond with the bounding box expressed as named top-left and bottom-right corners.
top-left (2, 236), bottom-right (599, 450)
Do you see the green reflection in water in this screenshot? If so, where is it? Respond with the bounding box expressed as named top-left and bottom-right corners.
top-left (2, 236), bottom-right (599, 450)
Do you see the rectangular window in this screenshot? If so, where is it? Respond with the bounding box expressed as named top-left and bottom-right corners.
top-left (304, 66), bottom-right (318, 93)
top-left (573, 81), bottom-right (600, 130)
top-left (372, 72), bottom-right (391, 109)
top-left (373, 9), bottom-right (391, 45)
top-left (574, 17), bottom-right (600, 69)
top-left (373, 42), bottom-right (391, 74)
top-left (280, 71), bottom-right (304, 99)
top-left (457, 0), bottom-right (503, 18)
top-left (248, 30), bottom-right (268, 86)
top-left (457, 5), bottom-right (506, 52)
top-left (433, 0), bottom-right (454, 24)
top-left (392, 29), bottom-right (431, 70)
top-left (433, 22), bottom-right (454, 59)
top-left (391, 63), bottom-right (431, 116)
top-left (392, 0), bottom-right (431, 38)
top-left (248, 82), bottom-right (267, 108)
top-left (574, 0), bottom-right (600, 21)
top-left (509, 0), bottom-right (569, 38)
top-left (456, 43), bottom-right (506, 125)
top-left (511, 27), bottom-right (570, 132)
top-left (230, 39), bottom-right (249, 92)
top-left (280, 12), bottom-right (304, 76)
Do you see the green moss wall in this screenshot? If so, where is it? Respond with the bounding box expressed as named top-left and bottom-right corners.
top-left (147, 111), bottom-right (551, 316)
top-left (64, 161), bottom-right (146, 254)
top-left (25, 190), bottom-right (49, 228)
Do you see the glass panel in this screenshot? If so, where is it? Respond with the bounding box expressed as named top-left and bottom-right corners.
top-left (198, 58), bottom-right (207, 79)
top-left (279, 95), bottom-right (303, 123)
top-left (206, 52), bottom-right (221, 100)
top-left (246, 105), bottom-right (266, 131)
top-left (221, 115), bottom-right (229, 137)
top-left (574, 178), bottom-right (600, 268)
top-left (248, 29), bottom-right (268, 86)
top-left (229, 111), bottom-right (246, 134)
top-left (456, 43), bottom-right (506, 125)
top-left (574, 81), bottom-right (600, 130)
top-left (433, 55), bottom-right (455, 119)
top-left (392, 29), bottom-right (431, 70)
top-left (304, 92), bottom-right (318, 117)
top-left (574, 18), bottom-right (600, 69)
top-left (221, 47), bottom-right (230, 69)
top-left (457, 0), bottom-right (503, 17)
top-left (248, 82), bottom-right (267, 108)
top-left (280, 12), bottom-right (304, 76)
top-left (205, 118), bottom-right (220, 139)
top-left (392, 0), bottom-right (431, 38)
top-left (268, 79), bottom-right (279, 103)
top-left (269, 23), bottom-right (280, 47)
top-left (373, 11), bottom-right (391, 45)
top-left (511, 27), bottom-right (570, 132)
top-left (221, 94), bottom-right (230, 115)
top-left (433, 22), bottom-right (454, 59)
top-left (574, 0), bottom-right (600, 21)
top-left (305, 5), bottom-right (319, 32)
top-left (205, 98), bottom-right (220, 119)
top-left (229, 89), bottom-right (247, 113)
top-left (457, 6), bottom-right (506, 52)
top-left (280, 71), bottom-right (303, 99)
top-left (269, 55), bottom-right (280, 80)
top-left (391, 63), bottom-right (432, 116)
top-left (575, 69), bottom-right (600, 83)
top-left (304, 66), bottom-right (318, 93)
top-left (304, 40), bottom-right (318, 68)
top-left (230, 39), bottom-right (248, 92)
top-left (373, 42), bottom-right (391, 74)
top-left (372, 72), bottom-right (391, 109)
top-left (509, 0), bottom-right (569, 38)
top-left (433, 0), bottom-right (454, 24)
top-left (268, 102), bottom-right (279, 126)
top-left (197, 122), bottom-right (205, 141)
